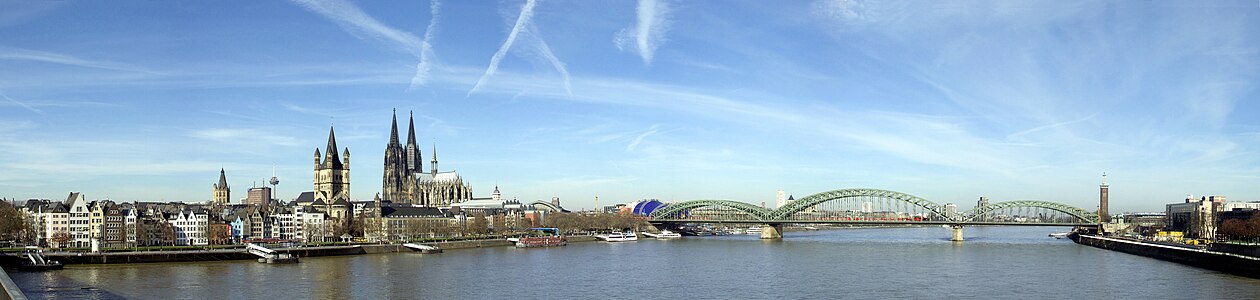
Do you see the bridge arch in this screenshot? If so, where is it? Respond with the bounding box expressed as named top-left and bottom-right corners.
top-left (649, 200), bottom-right (771, 222)
top-left (961, 200), bottom-right (1098, 223)
top-left (528, 201), bottom-right (568, 213)
top-left (770, 188), bottom-right (952, 221)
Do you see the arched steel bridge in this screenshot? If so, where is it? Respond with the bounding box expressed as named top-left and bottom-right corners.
top-left (648, 188), bottom-right (1099, 227)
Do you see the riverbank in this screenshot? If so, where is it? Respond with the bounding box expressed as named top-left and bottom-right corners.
top-left (3, 235), bottom-right (599, 265)
top-left (1072, 234), bottom-right (1260, 278)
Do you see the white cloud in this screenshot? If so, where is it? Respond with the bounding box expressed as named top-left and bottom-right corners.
top-left (189, 128), bottom-right (303, 147)
top-left (615, 0), bottom-right (672, 65)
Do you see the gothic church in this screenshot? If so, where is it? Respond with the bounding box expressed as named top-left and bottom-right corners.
top-left (382, 110), bottom-right (472, 207)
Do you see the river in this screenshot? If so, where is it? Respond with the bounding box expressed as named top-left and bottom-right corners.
top-left (9, 226), bottom-right (1260, 299)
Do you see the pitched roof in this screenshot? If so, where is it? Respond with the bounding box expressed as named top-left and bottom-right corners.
top-left (217, 168), bottom-right (229, 188)
top-left (295, 191), bottom-right (315, 204)
top-left (380, 206), bottom-right (447, 218)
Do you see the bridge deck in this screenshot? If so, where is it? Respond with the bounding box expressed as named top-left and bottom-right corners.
top-left (650, 219), bottom-right (1093, 227)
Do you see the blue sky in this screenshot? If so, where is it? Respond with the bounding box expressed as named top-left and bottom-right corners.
top-left (1, 0), bottom-right (1258, 212)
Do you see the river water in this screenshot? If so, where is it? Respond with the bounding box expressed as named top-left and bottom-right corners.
top-left (9, 226), bottom-right (1260, 299)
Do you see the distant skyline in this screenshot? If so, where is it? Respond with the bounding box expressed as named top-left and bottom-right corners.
top-left (1, 1), bottom-right (1258, 212)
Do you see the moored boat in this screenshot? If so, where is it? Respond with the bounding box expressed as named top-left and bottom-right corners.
top-left (745, 226), bottom-right (762, 235)
top-left (513, 228), bottom-right (568, 247)
top-left (596, 231), bottom-right (639, 242)
top-left (641, 230), bottom-right (682, 239)
top-left (18, 246), bottom-right (63, 271)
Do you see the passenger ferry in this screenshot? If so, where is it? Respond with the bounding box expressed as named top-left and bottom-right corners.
top-left (642, 230), bottom-right (683, 239)
top-left (745, 226), bottom-right (763, 235)
top-left (596, 231), bottom-right (639, 242)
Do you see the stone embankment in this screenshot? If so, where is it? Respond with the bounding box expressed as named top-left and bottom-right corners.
top-left (1073, 234), bottom-right (1260, 278)
top-left (15, 235), bottom-right (599, 265)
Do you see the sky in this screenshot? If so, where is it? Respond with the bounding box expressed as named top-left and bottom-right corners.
top-left (1, 0), bottom-right (1258, 213)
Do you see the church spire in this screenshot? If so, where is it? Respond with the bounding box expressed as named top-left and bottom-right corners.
top-left (389, 109), bottom-right (400, 146)
top-left (324, 126), bottom-right (341, 168)
top-left (217, 168), bottom-right (228, 188)
top-left (406, 110), bottom-right (422, 174)
top-left (407, 111), bottom-right (418, 147)
top-left (430, 142), bottom-right (438, 176)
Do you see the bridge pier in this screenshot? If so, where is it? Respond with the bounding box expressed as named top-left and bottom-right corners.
top-left (950, 225), bottom-right (964, 242)
top-left (760, 224), bottom-right (783, 239)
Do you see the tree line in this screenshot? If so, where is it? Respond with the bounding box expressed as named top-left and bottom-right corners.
top-left (1219, 211), bottom-right (1260, 242)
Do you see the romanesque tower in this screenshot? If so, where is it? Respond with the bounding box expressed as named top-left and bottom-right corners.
top-left (314, 126), bottom-right (350, 204)
top-left (213, 168), bottom-right (230, 205)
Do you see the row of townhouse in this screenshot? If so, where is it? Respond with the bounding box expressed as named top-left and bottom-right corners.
top-left (20, 194), bottom-right (197, 248)
top-left (20, 195), bottom-right (338, 248)
top-left (224, 204), bottom-right (330, 243)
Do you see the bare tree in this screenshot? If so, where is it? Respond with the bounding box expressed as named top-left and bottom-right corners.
top-left (52, 231), bottom-right (71, 248)
top-left (0, 202), bottom-right (26, 244)
top-left (469, 211), bottom-right (488, 235)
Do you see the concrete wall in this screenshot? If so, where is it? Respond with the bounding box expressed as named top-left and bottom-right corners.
top-left (1209, 243), bottom-right (1260, 257)
top-left (39, 235), bottom-right (600, 265)
top-left (1076, 235), bottom-right (1260, 278)
top-left (0, 268), bottom-right (26, 300)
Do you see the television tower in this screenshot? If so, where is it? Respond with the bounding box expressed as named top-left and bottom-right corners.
top-left (269, 164), bottom-right (280, 210)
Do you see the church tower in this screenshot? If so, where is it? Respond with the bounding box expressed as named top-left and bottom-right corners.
top-left (213, 168), bottom-right (230, 205)
top-left (314, 126), bottom-right (350, 205)
top-left (382, 110), bottom-right (407, 202)
top-left (406, 111), bottom-right (423, 175)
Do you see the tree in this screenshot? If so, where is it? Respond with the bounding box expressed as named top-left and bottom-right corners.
top-left (157, 223), bottom-right (176, 246)
top-left (133, 221), bottom-right (149, 247)
top-left (1219, 212), bottom-right (1260, 242)
top-left (469, 211), bottom-right (488, 235)
top-left (51, 231), bottom-right (71, 248)
top-left (491, 213), bottom-right (507, 233)
top-left (0, 202), bottom-right (26, 244)
top-left (207, 224), bottom-right (231, 245)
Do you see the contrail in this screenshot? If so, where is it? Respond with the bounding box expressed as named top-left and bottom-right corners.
top-left (290, 0), bottom-right (425, 54)
top-left (409, 0), bottom-right (442, 90)
top-left (0, 87), bottom-right (44, 115)
top-left (468, 0), bottom-right (538, 96)
top-left (291, 0), bottom-right (441, 91)
top-left (626, 124), bottom-right (660, 151)
top-left (527, 30), bottom-right (573, 96)
top-left (616, 0), bottom-right (671, 65)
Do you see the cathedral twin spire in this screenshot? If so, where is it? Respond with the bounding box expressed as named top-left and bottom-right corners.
top-left (383, 109), bottom-right (430, 202)
top-left (385, 109), bottom-right (424, 174)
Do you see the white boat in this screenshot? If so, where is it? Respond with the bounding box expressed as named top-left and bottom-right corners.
top-left (1049, 232), bottom-right (1070, 239)
top-left (596, 231), bottom-right (639, 242)
top-left (642, 230), bottom-right (682, 239)
top-left (745, 226), bottom-right (762, 235)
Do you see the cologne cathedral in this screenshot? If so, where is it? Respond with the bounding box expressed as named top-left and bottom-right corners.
top-left (382, 110), bottom-right (473, 207)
